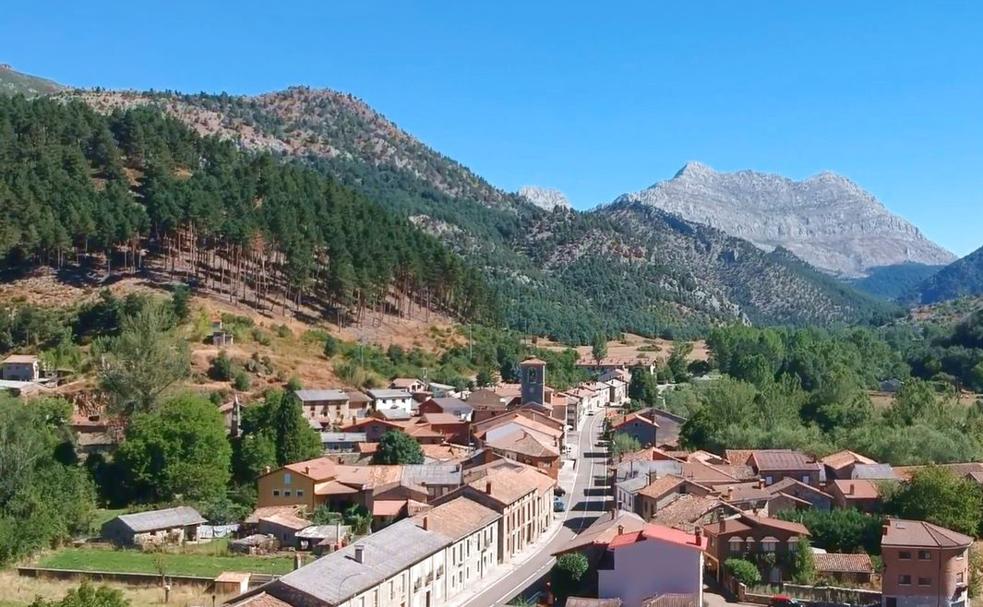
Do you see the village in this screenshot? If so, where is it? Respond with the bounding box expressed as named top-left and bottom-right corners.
top-left (3, 343), bottom-right (974, 607)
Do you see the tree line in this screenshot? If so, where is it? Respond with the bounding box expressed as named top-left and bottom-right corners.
top-left (0, 94), bottom-right (498, 325)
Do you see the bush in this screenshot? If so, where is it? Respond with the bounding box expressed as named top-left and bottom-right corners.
top-left (210, 350), bottom-right (233, 381)
top-left (324, 335), bottom-right (339, 358)
top-left (233, 369), bottom-right (252, 391)
top-left (725, 558), bottom-right (762, 587)
top-left (275, 324), bottom-right (292, 339)
top-left (251, 327), bottom-right (272, 346)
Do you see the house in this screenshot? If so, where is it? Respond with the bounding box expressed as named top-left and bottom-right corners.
top-left (466, 389), bottom-right (513, 422)
top-left (814, 552), bottom-right (875, 584)
top-left (320, 432), bottom-right (367, 453)
top-left (472, 412), bottom-right (563, 478)
top-left (228, 497), bottom-right (501, 607)
top-left (605, 378), bottom-right (629, 407)
top-left (597, 524), bottom-right (705, 607)
top-left (294, 523), bottom-right (351, 554)
top-left (433, 462), bottom-right (555, 563)
top-left (881, 519), bottom-right (972, 607)
top-left (390, 377), bottom-right (426, 394)
top-left (829, 479), bottom-right (887, 512)
top-left (366, 389), bottom-right (414, 413)
top-left (0, 354), bottom-right (40, 382)
top-left (635, 476), bottom-right (714, 520)
top-left (613, 459), bottom-right (752, 513)
top-left (257, 511), bottom-right (314, 547)
top-left (702, 513), bottom-right (810, 584)
top-left (651, 495), bottom-right (742, 533)
top-left (555, 513), bottom-right (706, 607)
top-left (760, 477), bottom-right (834, 511)
top-left (376, 408), bottom-right (413, 422)
top-left (418, 397), bottom-right (474, 422)
top-left (410, 497), bottom-right (502, 595)
top-left (895, 462), bottom-right (983, 488)
top-left (610, 409), bottom-right (660, 447)
top-left (821, 450), bottom-right (879, 480)
top-left (255, 457), bottom-right (463, 513)
top-left (101, 506), bottom-right (206, 547)
top-left (421, 413), bottom-right (470, 445)
top-left (729, 449), bottom-right (823, 487)
top-left (295, 389), bottom-right (357, 428)
top-left (341, 417), bottom-right (411, 442)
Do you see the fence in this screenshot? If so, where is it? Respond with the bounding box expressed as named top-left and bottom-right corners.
top-left (736, 581), bottom-right (880, 607)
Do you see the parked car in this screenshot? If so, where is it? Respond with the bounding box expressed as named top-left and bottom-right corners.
top-left (553, 497), bottom-right (566, 512)
top-left (554, 486), bottom-right (566, 497)
top-left (769, 596), bottom-right (801, 607)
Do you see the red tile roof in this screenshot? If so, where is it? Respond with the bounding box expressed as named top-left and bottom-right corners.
top-left (608, 523), bottom-right (707, 551)
top-left (814, 552), bottom-right (875, 574)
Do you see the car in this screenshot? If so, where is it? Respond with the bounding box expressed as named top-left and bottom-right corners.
top-left (553, 497), bottom-right (566, 512)
top-left (769, 596), bottom-right (801, 607)
top-left (554, 486), bottom-right (567, 497)
top-left (587, 411), bottom-right (595, 416)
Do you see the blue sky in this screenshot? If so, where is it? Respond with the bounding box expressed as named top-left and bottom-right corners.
top-left (4, 1), bottom-right (982, 255)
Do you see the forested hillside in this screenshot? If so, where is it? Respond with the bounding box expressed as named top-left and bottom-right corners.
top-left (0, 95), bottom-right (497, 325)
top-left (59, 88), bottom-right (899, 342)
top-left (904, 245), bottom-right (983, 305)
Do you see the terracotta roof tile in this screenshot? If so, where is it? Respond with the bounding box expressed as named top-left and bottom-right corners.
top-left (814, 552), bottom-right (875, 574)
top-left (881, 518), bottom-right (973, 548)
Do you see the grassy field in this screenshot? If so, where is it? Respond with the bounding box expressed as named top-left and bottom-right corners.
top-left (37, 543), bottom-right (296, 578)
top-left (0, 570), bottom-right (216, 607)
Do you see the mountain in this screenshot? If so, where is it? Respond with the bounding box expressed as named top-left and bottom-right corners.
top-left (54, 87), bottom-right (899, 341)
top-left (616, 162), bottom-right (955, 278)
top-left (847, 262), bottom-right (945, 300)
top-left (517, 186), bottom-right (571, 211)
top-left (904, 246), bottom-right (983, 304)
top-left (0, 64), bottom-right (65, 96)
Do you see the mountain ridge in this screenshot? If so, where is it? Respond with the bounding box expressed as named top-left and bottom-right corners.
top-left (617, 162), bottom-right (955, 278)
top-left (38, 84), bottom-right (901, 340)
top-left (904, 245), bottom-right (983, 305)
top-left (0, 64), bottom-right (66, 97)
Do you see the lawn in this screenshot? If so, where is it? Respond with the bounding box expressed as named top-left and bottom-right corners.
top-left (38, 545), bottom-right (296, 578)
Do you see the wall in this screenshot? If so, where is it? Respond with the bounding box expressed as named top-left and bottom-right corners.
top-left (598, 540), bottom-right (703, 607)
top-left (257, 469), bottom-right (317, 509)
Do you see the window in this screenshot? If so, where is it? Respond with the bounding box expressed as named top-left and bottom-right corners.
top-left (283, 472), bottom-right (292, 485)
top-left (761, 537), bottom-right (778, 553)
top-left (899, 551), bottom-right (912, 560)
top-left (283, 490), bottom-right (291, 497)
top-left (273, 489), bottom-right (280, 497)
top-left (296, 490), bottom-right (304, 497)
top-left (957, 573), bottom-right (965, 584)
top-left (729, 538), bottom-right (744, 554)
top-left (918, 577), bottom-right (931, 587)
top-left (801, 475), bottom-right (810, 484)
top-left (764, 476), bottom-right (773, 485)
top-left (899, 575), bottom-right (911, 585)
top-left (918, 550), bottom-right (931, 560)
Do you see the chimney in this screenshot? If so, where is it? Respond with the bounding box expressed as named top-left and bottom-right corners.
top-left (756, 478), bottom-right (764, 489)
top-left (610, 508), bottom-right (617, 520)
top-left (485, 481), bottom-right (493, 495)
top-left (354, 544), bottom-right (365, 564)
top-left (848, 483), bottom-right (855, 496)
top-left (617, 524), bottom-right (624, 535)
top-left (648, 470), bottom-right (657, 486)
top-left (726, 486), bottom-right (733, 500)
top-left (422, 516), bottom-right (429, 531)
top-left (263, 465), bottom-right (271, 475)
top-left (305, 466), bottom-right (310, 475)
top-left (882, 522), bottom-right (890, 536)
top-left (336, 521), bottom-right (342, 544)
top-left (294, 553), bottom-right (303, 570)
top-left (695, 527), bottom-right (703, 545)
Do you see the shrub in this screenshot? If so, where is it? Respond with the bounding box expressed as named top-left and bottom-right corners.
top-left (725, 558), bottom-right (762, 587)
top-left (233, 369), bottom-right (251, 391)
top-left (209, 350), bottom-right (233, 381)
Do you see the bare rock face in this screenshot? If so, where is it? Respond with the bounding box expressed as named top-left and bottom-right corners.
top-left (518, 186), bottom-right (572, 211)
top-left (616, 162), bottom-right (956, 278)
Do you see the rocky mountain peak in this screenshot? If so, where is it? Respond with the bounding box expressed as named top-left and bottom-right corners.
top-left (518, 186), bottom-right (572, 211)
top-left (616, 163), bottom-right (956, 278)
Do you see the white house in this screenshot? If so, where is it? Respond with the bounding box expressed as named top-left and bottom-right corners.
top-left (366, 388), bottom-right (414, 413)
top-left (597, 523), bottom-right (706, 607)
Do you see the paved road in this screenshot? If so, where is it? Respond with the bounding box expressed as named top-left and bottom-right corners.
top-left (458, 411), bottom-right (610, 607)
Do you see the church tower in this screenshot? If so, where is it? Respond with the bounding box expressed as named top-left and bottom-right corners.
top-left (519, 358), bottom-right (547, 405)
